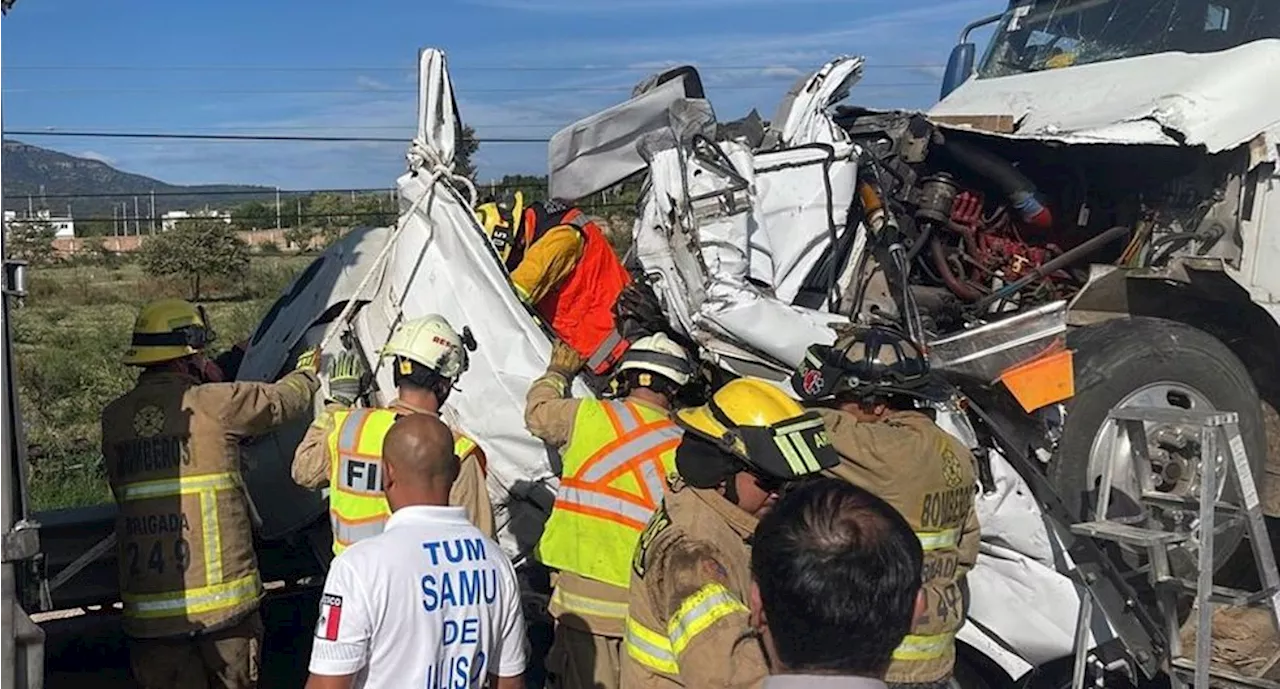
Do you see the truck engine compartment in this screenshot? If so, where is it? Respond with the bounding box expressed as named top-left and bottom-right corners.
top-left (829, 106), bottom-right (1250, 336)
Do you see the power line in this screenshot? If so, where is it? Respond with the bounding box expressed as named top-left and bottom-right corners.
top-left (3, 130), bottom-right (548, 144)
top-left (19, 205), bottom-right (638, 225)
top-left (4, 63), bottom-right (945, 73)
top-left (3, 82), bottom-right (936, 96)
top-left (19, 181), bottom-right (553, 201)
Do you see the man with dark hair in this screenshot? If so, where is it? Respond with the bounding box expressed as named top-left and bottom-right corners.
top-left (750, 478), bottom-right (924, 686)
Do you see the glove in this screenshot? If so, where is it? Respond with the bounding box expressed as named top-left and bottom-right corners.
top-left (547, 340), bottom-right (585, 379)
top-left (326, 349), bottom-right (369, 406)
top-left (294, 346), bottom-right (322, 374)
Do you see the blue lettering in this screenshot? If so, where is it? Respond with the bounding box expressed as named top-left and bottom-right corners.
top-left (444, 539), bottom-right (464, 563)
top-left (464, 538), bottom-right (485, 561)
top-left (440, 571), bottom-right (457, 607)
top-left (421, 574), bottom-right (439, 612)
top-left (458, 569), bottom-right (481, 604)
top-left (461, 618), bottom-right (479, 645)
top-left (471, 651), bottom-right (487, 684)
top-left (443, 619), bottom-right (459, 646)
top-left (425, 661), bottom-right (445, 689)
top-left (482, 568), bottom-right (498, 604)
top-left (452, 655), bottom-right (470, 689)
top-left (423, 540), bottom-right (442, 565)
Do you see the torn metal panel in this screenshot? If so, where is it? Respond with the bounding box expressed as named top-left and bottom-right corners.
top-left (929, 39), bottom-right (1280, 157)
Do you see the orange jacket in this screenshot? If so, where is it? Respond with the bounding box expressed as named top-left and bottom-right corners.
top-left (516, 203), bottom-right (631, 374)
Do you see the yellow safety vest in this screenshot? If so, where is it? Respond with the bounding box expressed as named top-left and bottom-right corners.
top-left (326, 408), bottom-right (479, 555)
top-left (117, 471), bottom-right (262, 633)
top-left (538, 399), bottom-right (683, 588)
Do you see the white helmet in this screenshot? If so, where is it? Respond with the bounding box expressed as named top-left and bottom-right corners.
top-left (617, 333), bottom-right (694, 387)
top-left (379, 315), bottom-right (470, 381)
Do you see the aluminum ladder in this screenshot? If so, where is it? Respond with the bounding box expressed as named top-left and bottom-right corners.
top-left (1069, 407), bottom-right (1280, 689)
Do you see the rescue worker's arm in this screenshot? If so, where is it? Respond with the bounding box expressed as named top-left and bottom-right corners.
top-left (450, 446), bottom-right (496, 539)
top-left (510, 225), bottom-right (584, 304)
top-left (201, 368), bottom-right (320, 438)
top-left (524, 372), bottom-right (581, 449)
top-left (650, 538), bottom-right (767, 689)
top-left (291, 402), bottom-right (345, 490)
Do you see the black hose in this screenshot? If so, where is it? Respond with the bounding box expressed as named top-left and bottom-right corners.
top-left (969, 225), bottom-right (1131, 312)
top-left (942, 138), bottom-right (1052, 229)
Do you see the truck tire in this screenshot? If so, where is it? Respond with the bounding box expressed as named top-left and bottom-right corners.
top-left (1050, 317), bottom-right (1266, 572)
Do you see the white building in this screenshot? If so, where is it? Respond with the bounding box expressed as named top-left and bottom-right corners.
top-left (4, 209), bottom-right (76, 238)
top-left (161, 208), bottom-right (232, 232)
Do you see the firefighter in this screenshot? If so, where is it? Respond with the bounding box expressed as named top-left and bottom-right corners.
top-left (475, 191), bottom-right (632, 376)
top-left (621, 378), bottom-right (839, 689)
top-left (102, 298), bottom-right (321, 689)
top-left (791, 325), bottom-right (980, 689)
top-left (524, 333), bottom-right (697, 689)
top-left (291, 314), bottom-right (495, 557)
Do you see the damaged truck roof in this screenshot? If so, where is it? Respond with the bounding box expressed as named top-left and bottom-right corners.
top-left (927, 38), bottom-right (1280, 157)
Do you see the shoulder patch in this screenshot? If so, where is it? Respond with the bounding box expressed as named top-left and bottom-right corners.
top-left (632, 501), bottom-right (672, 578)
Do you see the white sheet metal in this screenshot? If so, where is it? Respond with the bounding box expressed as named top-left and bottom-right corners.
top-left (768, 56), bottom-right (865, 148)
top-left (930, 39), bottom-right (1280, 156)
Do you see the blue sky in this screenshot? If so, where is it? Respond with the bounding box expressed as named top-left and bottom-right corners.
top-left (2, 0), bottom-right (1005, 189)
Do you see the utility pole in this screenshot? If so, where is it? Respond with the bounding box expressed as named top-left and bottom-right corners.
top-left (26, 195), bottom-right (31, 217)
top-left (276, 187), bottom-right (281, 230)
top-left (134, 196), bottom-right (141, 235)
top-left (113, 204), bottom-right (118, 236)
top-left (296, 198), bottom-right (302, 227)
top-left (149, 190), bottom-right (156, 234)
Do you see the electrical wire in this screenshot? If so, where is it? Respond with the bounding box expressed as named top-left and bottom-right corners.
top-left (3, 130), bottom-right (547, 143)
top-left (19, 180), bottom-right (555, 200)
top-left (5, 63), bottom-right (945, 73)
top-left (3, 82), bottom-right (936, 96)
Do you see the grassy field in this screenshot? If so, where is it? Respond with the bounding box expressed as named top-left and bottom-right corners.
top-left (13, 255), bottom-right (314, 511)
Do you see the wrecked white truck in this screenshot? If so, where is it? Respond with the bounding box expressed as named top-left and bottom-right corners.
top-left (227, 7), bottom-right (1280, 684)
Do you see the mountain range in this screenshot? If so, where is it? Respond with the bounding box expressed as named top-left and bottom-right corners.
top-left (2, 140), bottom-right (274, 225)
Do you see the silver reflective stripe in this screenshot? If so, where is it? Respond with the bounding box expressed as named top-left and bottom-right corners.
top-left (551, 587), bottom-right (629, 620)
top-left (120, 473), bottom-right (239, 501)
top-left (338, 408), bottom-right (370, 452)
top-left (608, 401), bottom-right (642, 434)
top-left (579, 425), bottom-right (682, 483)
top-left (587, 329), bottom-right (624, 370)
top-left (667, 587), bottom-right (744, 651)
top-left (639, 460), bottom-right (666, 502)
top-left (127, 573), bottom-right (260, 615)
top-left (557, 486), bottom-right (655, 525)
top-left (917, 528), bottom-right (961, 551)
top-left (331, 514), bottom-right (385, 544)
top-left (625, 619), bottom-right (679, 672)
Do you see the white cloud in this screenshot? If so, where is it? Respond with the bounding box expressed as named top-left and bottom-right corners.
top-left (356, 75), bottom-right (391, 91)
top-left (760, 66), bottom-right (804, 79)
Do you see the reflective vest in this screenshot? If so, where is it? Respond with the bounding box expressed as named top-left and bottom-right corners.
top-left (116, 470), bottom-right (262, 637)
top-left (538, 399), bottom-right (683, 589)
top-left (522, 206), bottom-right (632, 375)
top-left (326, 407), bottom-right (481, 555)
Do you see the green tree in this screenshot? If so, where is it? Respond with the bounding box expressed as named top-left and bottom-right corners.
top-left (284, 225), bottom-right (316, 252)
top-left (5, 220), bottom-right (59, 266)
top-left (139, 219), bottom-right (249, 300)
top-left (231, 201), bottom-right (275, 231)
top-left (455, 124), bottom-right (480, 180)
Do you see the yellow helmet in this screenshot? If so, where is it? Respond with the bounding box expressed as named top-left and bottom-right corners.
top-left (474, 190), bottom-right (525, 266)
top-left (122, 298), bottom-right (214, 366)
top-left (676, 378), bottom-right (838, 480)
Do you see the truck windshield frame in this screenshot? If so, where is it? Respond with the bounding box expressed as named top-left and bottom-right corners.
top-left (977, 0), bottom-right (1279, 78)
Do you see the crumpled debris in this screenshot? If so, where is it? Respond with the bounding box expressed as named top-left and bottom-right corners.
top-left (1180, 605), bottom-right (1280, 681)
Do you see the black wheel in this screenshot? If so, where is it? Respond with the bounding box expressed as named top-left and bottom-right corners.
top-left (1051, 317), bottom-right (1267, 572)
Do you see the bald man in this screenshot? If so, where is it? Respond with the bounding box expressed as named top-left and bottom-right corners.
top-left (306, 415), bottom-right (528, 689)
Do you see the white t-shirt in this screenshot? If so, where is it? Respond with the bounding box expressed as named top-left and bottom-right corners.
top-left (308, 505), bottom-right (528, 689)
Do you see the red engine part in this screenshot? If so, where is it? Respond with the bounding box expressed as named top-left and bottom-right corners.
top-left (934, 190), bottom-right (1064, 299)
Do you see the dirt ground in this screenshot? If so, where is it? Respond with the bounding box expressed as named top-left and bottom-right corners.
top-left (1181, 606), bottom-right (1280, 683)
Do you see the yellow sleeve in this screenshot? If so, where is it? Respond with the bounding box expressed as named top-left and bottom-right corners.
top-left (510, 226), bottom-right (585, 304)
